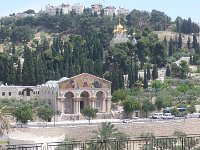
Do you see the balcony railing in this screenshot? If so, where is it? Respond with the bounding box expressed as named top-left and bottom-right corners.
top-left (2, 135), bottom-right (200, 150)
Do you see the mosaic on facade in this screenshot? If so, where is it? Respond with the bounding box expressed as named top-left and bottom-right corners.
top-left (59, 74), bottom-right (111, 89)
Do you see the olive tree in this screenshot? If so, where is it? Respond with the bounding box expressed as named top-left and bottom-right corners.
top-left (81, 106), bottom-right (98, 125)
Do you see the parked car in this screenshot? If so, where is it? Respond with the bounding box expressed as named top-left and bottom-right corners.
top-left (162, 113), bottom-right (174, 119)
top-left (152, 113), bottom-right (163, 119)
top-left (122, 119), bottom-right (132, 123)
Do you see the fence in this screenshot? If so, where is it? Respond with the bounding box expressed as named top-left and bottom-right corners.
top-left (2, 135), bottom-right (200, 150)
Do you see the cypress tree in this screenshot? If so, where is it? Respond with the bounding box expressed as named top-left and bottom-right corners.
top-left (16, 60), bottom-right (22, 85)
top-left (168, 37), bottom-right (173, 56)
top-left (195, 42), bottom-right (200, 54)
top-left (128, 58), bottom-right (134, 88)
top-left (178, 33), bottom-right (182, 48)
top-left (3, 59), bottom-right (10, 85)
top-left (134, 63), bottom-right (138, 81)
top-left (143, 69), bottom-right (148, 89)
top-left (192, 34), bottom-right (197, 49)
top-left (0, 60), bottom-right (4, 82)
top-left (187, 37), bottom-right (191, 49)
top-left (152, 65), bottom-right (158, 80)
top-left (163, 36), bottom-right (167, 47)
top-left (147, 64), bottom-right (151, 80)
top-left (166, 64), bottom-right (171, 77)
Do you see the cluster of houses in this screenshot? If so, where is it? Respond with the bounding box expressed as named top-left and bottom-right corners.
top-left (14, 3), bottom-right (129, 18)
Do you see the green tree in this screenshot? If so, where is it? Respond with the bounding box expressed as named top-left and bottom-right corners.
top-left (0, 26), bottom-right (10, 42)
top-left (179, 60), bottom-right (190, 79)
top-left (37, 107), bottom-right (53, 126)
top-left (81, 106), bottom-right (98, 125)
top-left (10, 26), bottom-right (34, 43)
top-left (168, 37), bottom-right (174, 56)
top-left (152, 65), bottom-right (158, 80)
top-left (171, 107), bottom-right (180, 116)
top-left (122, 96), bottom-right (141, 118)
top-left (111, 89), bottom-right (130, 103)
top-left (154, 99), bottom-right (163, 110)
top-left (192, 34), bottom-right (197, 49)
top-left (147, 64), bottom-right (151, 80)
top-left (13, 105), bottom-right (33, 127)
top-left (187, 104), bottom-right (196, 115)
top-left (178, 33), bottom-right (182, 48)
top-left (166, 64), bottom-right (171, 77)
top-left (141, 100), bottom-right (155, 118)
top-left (143, 69), bottom-right (148, 89)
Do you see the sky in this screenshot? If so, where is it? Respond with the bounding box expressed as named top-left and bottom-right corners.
top-left (0, 0), bottom-right (200, 22)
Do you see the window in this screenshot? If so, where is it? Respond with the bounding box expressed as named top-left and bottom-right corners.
top-left (19, 92), bottom-right (21, 95)
top-left (9, 92), bottom-right (11, 96)
top-left (2, 92), bottom-right (5, 96)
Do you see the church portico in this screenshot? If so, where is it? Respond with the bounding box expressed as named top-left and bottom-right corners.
top-left (55, 73), bottom-right (112, 119)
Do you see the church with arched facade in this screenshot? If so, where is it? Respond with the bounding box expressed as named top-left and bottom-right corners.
top-left (57, 73), bottom-right (112, 114)
top-left (39, 73), bottom-right (112, 119)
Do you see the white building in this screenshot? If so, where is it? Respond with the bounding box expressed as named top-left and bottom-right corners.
top-left (45, 4), bottom-right (57, 15)
top-left (117, 7), bottom-right (129, 16)
top-left (15, 13), bottom-right (35, 18)
top-left (0, 73), bottom-right (112, 120)
top-left (91, 3), bottom-right (103, 15)
top-left (104, 6), bottom-right (116, 16)
top-left (0, 85), bottom-right (39, 101)
top-left (58, 3), bottom-right (71, 14)
top-left (72, 3), bottom-right (84, 14)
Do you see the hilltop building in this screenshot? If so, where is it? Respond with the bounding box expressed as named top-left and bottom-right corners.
top-left (117, 7), bottom-right (129, 16)
top-left (104, 6), bottom-right (116, 16)
top-left (0, 73), bottom-right (112, 120)
top-left (91, 3), bottom-right (103, 15)
top-left (72, 3), bottom-right (84, 14)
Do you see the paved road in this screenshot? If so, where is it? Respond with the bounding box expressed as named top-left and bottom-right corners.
top-left (11, 116), bottom-right (199, 128)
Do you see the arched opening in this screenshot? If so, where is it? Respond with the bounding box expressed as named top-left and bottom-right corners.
top-left (96, 91), bottom-right (104, 112)
top-left (64, 92), bottom-right (74, 114)
top-left (80, 91), bottom-right (90, 110)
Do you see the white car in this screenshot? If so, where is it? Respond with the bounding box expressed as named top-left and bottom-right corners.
top-left (152, 113), bottom-right (163, 119)
top-left (162, 113), bottom-right (174, 119)
top-left (122, 119), bottom-right (132, 123)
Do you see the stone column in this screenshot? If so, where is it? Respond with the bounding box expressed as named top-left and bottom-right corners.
top-left (89, 97), bottom-right (95, 108)
top-left (106, 97), bottom-right (112, 113)
top-left (102, 98), bottom-right (106, 112)
top-left (77, 98), bottom-right (80, 114)
top-left (73, 98), bottom-right (77, 114)
top-left (92, 98), bottom-right (95, 108)
top-left (60, 98), bottom-right (65, 115)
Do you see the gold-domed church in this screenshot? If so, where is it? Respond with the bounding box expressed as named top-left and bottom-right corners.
top-left (110, 19), bottom-right (137, 46)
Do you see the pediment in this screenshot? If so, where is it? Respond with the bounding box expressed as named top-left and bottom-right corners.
top-left (58, 73), bottom-right (111, 89)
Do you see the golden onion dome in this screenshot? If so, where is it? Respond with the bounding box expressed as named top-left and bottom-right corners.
top-left (117, 23), bottom-right (123, 29)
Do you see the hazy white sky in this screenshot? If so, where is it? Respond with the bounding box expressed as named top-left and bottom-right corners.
top-left (1, 0), bottom-right (200, 22)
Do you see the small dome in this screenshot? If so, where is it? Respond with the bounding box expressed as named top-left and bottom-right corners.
top-left (59, 77), bottom-right (68, 82)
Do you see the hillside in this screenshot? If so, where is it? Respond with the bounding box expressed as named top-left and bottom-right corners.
top-left (0, 9), bottom-right (200, 91)
top-left (154, 31), bottom-right (200, 48)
